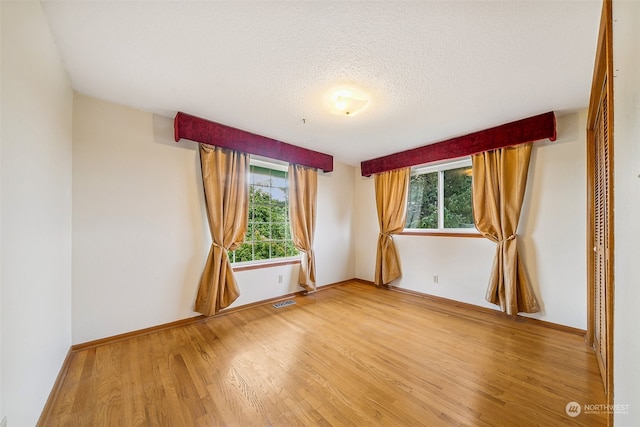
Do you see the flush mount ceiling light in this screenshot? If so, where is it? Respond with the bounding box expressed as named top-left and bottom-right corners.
top-left (325, 87), bottom-right (370, 117)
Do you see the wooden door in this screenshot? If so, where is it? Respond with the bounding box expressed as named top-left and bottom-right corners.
top-left (592, 78), bottom-right (610, 387)
top-left (586, 0), bottom-right (613, 421)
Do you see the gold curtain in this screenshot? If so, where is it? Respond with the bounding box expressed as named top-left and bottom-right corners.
top-left (288, 164), bottom-right (318, 292)
top-left (194, 144), bottom-right (249, 316)
top-left (472, 143), bottom-right (539, 314)
top-left (374, 167), bottom-right (410, 286)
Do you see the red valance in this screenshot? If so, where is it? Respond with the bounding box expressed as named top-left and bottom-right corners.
top-left (174, 112), bottom-right (334, 172)
top-left (360, 112), bottom-right (556, 176)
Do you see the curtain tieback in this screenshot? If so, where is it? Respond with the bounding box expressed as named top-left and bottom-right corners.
top-left (211, 242), bottom-right (228, 251)
top-left (499, 234), bottom-right (516, 243)
top-left (380, 232), bottom-right (393, 238)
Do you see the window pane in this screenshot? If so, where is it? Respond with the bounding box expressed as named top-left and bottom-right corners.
top-left (270, 169), bottom-right (288, 188)
top-left (251, 166), bottom-right (272, 186)
top-left (245, 222), bottom-right (255, 243)
top-left (271, 222), bottom-right (286, 240)
top-left (405, 161), bottom-right (474, 231)
top-left (270, 203), bottom-right (287, 224)
top-left (443, 167), bottom-right (474, 228)
top-left (253, 222), bottom-right (270, 240)
top-left (233, 243), bottom-right (254, 263)
top-left (230, 161), bottom-right (299, 264)
top-left (251, 187), bottom-right (271, 208)
top-left (270, 186), bottom-right (287, 202)
top-left (406, 172), bottom-right (438, 229)
top-left (272, 241), bottom-right (286, 258)
top-left (285, 241), bottom-right (299, 257)
top-left (254, 241), bottom-right (270, 260)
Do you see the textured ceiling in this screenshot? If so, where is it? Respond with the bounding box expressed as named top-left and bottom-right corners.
top-left (41, 1), bottom-right (601, 166)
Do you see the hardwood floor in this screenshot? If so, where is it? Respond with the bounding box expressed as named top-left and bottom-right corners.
top-left (41, 281), bottom-right (606, 426)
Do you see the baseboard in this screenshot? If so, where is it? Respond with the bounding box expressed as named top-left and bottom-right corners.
top-left (351, 278), bottom-right (377, 287)
top-left (36, 348), bottom-right (73, 427)
top-left (72, 314), bottom-right (209, 352)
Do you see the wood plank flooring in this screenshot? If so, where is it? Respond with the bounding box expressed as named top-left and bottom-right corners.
top-left (41, 281), bottom-right (606, 426)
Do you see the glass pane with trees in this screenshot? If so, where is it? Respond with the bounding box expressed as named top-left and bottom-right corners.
top-left (406, 172), bottom-right (438, 229)
top-left (229, 164), bottom-right (299, 263)
top-left (443, 167), bottom-right (474, 228)
top-left (405, 161), bottom-right (475, 230)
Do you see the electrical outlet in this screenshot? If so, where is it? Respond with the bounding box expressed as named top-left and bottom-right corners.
top-left (278, 274), bottom-right (283, 284)
top-left (433, 275), bottom-right (439, 284)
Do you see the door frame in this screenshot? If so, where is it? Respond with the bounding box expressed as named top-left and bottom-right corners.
top-left (586, 0), bottom-right (614, 424)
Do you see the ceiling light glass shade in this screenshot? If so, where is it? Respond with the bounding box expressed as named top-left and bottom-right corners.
top-left (326, 88), bottom-right (370, 116)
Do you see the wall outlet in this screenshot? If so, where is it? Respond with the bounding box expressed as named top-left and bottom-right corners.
top-left (433, 275), bottom-right (439, 284)
top-left (278, 274), bottom-right (283, 284)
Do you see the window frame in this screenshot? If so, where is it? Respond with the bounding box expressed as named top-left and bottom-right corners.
top-left (403, 157), bottom-right (479, 236)
top-left (228, 156), bottom-right (301, 267)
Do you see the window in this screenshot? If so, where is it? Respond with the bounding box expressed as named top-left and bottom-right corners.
top-left (229, 159), bottom-right (299, 264)
top-left (405, 158), bottom-right (475, 231)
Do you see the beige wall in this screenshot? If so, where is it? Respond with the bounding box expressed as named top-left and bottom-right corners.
top-left (72, 94), bottom-right (356, 343)
top-left (354, 112), bottom-right (588, 329)
top-left (72, 94), bottom-right (206, 343)
top-left (1, 2), bottom-right (73, 425)
top-left (613, 1), bottom-right (640, 425)
top-left (518, 111), bottom-right (587, 327)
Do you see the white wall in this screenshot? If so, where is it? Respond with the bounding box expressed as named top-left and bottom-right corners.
top-left (72, 94), bottom-right (356, 342)
top-left (1, 2), bottom-right (73, 426)
top-left (73, 94), bottom-right (206, 344)
top-left (518, 111), bottom-right (587, 328)
top-left (354, 112), bottom-right (588, 329)
top-left (612, 1), bottom-right (640, 425)
top-left (354, 167), bottom-right (379, 281)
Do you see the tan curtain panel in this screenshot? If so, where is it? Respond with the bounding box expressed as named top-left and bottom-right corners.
top-left (288, 164), bottom-right (318, 292)
top-left (374, 167), bottom-right (410, 286)
top-left (194, 144), bottom-right (250, 316)
top-left (472, 143), bottom-right (539, 314)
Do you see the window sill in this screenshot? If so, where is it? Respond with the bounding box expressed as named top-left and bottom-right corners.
top-left (399, 230), bottom-right (483, 238)
top-left (232, 258), bottom-right (301, 272)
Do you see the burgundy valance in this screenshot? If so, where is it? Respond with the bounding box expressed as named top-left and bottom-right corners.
top-left (360, 112), bottom-right (556, 176)
top-left (175, 112), bottom-right (334, 172)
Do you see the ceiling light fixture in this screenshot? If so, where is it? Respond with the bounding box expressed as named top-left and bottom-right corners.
top-left (326, 87), bottom-right (370, 117)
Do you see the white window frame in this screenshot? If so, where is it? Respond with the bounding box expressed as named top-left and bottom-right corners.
top-left (228, 156), bottom-right (301, 267)
top-left (405, 157), bottom-right (478, 234)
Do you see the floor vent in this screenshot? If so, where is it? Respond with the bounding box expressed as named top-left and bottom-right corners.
top-left (273, 300), bottom-right (296, 309)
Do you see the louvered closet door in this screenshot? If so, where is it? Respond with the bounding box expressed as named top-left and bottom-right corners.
top-left (593, 77), bottom-right (610, 388)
